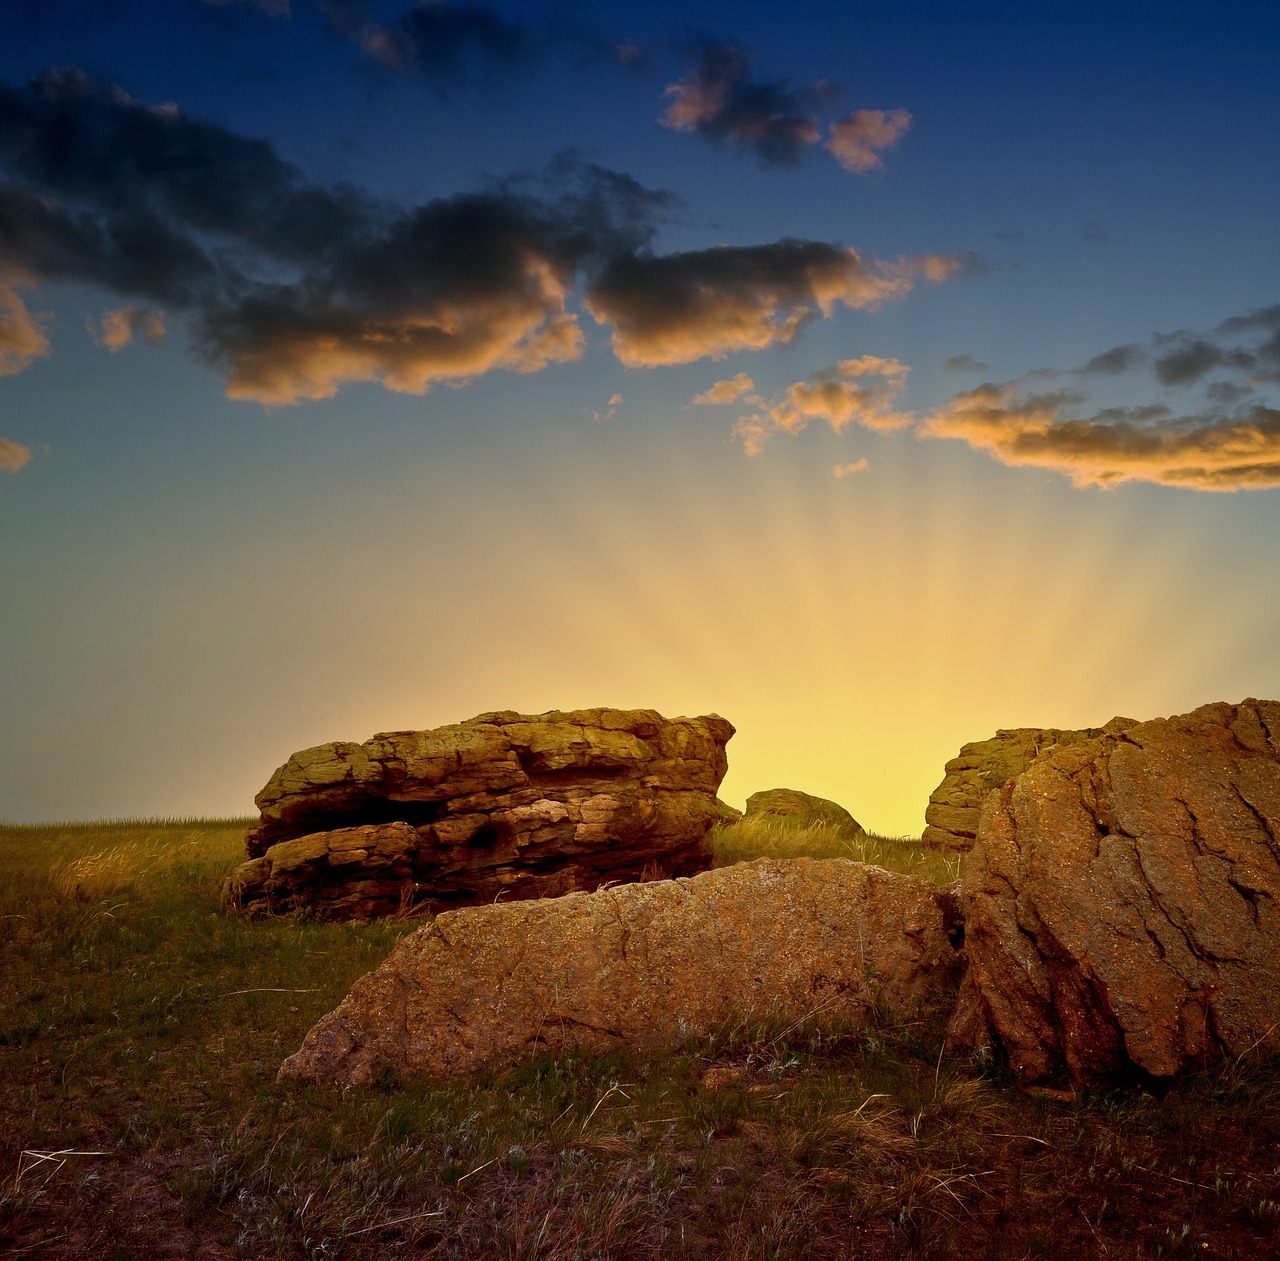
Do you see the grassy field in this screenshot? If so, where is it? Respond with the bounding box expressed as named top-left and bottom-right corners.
top-left (2, 818), bottom-right (1279, 1259)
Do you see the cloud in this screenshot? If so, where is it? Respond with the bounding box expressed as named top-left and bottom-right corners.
top-left (91, 306), bottom-right (167, 352)
top-left (0, 282), bottom-right (50, 376)
top-left (586, 243), bottom-right (967, 368)
top-left (941, 353), bottom-right (987, 373)
top-left (588, 391), bottom-right (622, 421)
top-left (322, 1), bottom-right (535, 82)
top-left (0, 437), bottom-right (32, 473)
top-left (731, 355), bottom-right (911, 455)
top-left (660, 44), bottom-right (822, 166)
top-left (918, 381), bottom-right (1280, 491)
top-left (688, 372), bottom-right (755, 405)
top-left (833, 458), bottom-right (869, 478)
top-left (0, 69), bottom-right (964, 403)
top-left (1081, 344), bottom-right (1145, 375)
top-left (201, 0), bottom-right (290, 16)
top-left (825, 108), bottom-right (911, 173)
top-left (1153, 337), bottom-right (1254, 387)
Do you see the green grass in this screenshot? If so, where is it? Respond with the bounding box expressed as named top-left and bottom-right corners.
top-left (710, 816), bottom-right (961, 884)
top-left (2, 819), bottom-right (1279, 1258)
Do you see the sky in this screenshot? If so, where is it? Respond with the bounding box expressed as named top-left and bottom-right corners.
top-left (2, 0), bottom-right (1279, 834)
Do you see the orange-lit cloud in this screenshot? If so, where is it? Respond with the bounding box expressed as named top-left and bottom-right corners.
top-left (661, 45), bottom-right (822, 166)
top-left (589, 391), bottom-right (623, 422)
top-left (825, 109), bottom-right (911, 173)
top-left (217, 253), bottom-right (585, 404)
top-left (833, 458), bottom-right (870, 477)
top-left (92, 306), bottom-right (167, 352)
top-left (587, 245), bottom-right (966, 368)
top-left (0, 282), bottom-right (51, 376)
top-left (918, 382), bottom-right (1280, 491)
top-left (730, 355), bottom-right (911, 455)
top-left (688, 373), bottom-right (756, 406)
top-left (0, 437), bottom-right (32, 473)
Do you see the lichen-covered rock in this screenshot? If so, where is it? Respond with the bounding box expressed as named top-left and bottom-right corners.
top-left (921, 721), bottom-right (1136, 852)
top-left (948, 699), bottom-right (1280, 1086)
top-left (278, 857), bottom-right (963, 1085)
top-left (743, 788), bottom-right (864, 834)
top-left (226, 708), bottom-right (735, 921)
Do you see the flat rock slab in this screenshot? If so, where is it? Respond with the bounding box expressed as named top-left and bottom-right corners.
top-left (227, 708), bottom-right (734, 921)
top-left (949, 699), bottom-right (1280, 1086)
top-left (279, 858), bottom-right (963, 1085)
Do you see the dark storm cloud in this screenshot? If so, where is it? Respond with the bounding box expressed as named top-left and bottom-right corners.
top-left (659, 43), bottom-right (824, 166)
top-left (320, 1), bottom-right (537, 84)
top-left (0, 69), bottom-right (960, 401)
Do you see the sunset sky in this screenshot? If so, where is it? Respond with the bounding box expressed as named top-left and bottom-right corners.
top-left (2, 0), bottom-right (1279, 833)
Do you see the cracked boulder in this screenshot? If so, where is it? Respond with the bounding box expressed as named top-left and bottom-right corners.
top-left (225, 708), bottom-right (734, 922)
top-left (948, 699), bottom-right (1280, 1086)
top-left (278, 857), bottom-right (963, 1084)
top-left (922, 721), bottom-right (1134, 852)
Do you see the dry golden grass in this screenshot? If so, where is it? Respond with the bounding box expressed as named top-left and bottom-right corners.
top-left (711, 816), bottom-right (960, 884)
top-left (3, 818), bottom-right (1280, 1259)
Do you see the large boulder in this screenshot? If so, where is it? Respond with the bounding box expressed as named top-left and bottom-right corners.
top-left (279, 857), bottom-right (964, 1085)
top-left (226, 708), bottom-right (734, 921)
top-left (949, 699), bottom-right (1280, 1086)
top-left (743, 788), bottom-right (864, 834)
top-left (921, 723), bottom-right (1132, 852)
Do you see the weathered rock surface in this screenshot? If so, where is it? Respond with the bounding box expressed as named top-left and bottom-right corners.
top-left (922, 721), bottom-right (1136, 852)
top-left (743, 788), bottom-right (864, 834)
top-left (949, 699), bottom-right (1280, 1086)
top-left (279, 857), bottom-right (963, 1084)
top-left (226, 708), bottom-right (734, 921)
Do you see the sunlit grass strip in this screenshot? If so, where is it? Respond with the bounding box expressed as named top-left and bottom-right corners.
top-left (710, 817), bottom-right (961, 884)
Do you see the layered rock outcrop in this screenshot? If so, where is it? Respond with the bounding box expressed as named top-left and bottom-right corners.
top-left (279, 857), bottom-right (964, 1085)
top-left (921, 723), bottom-right (1133, 852)
top-left (743, 788), bottom-right (864, 834)
top-left (949, 699), bottom-right (1280, 1086)
top-left (226, 708), bottom-right (734, 921)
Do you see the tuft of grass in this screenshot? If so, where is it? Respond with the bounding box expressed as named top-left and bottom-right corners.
top-left (711, 816), bottom-right (961, 884)
top-left (2, 818), bottom-right (1279, 1258)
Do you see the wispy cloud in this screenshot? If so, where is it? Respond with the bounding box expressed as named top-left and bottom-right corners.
top-left (730, 355), bottom-right (910, 455)
top-left (918, 306), bottom-right (1280, 490)
top-left (201, 0), bottom-right (290, 16)
top-left (918, 383), bottom-right (1280, 491)
top-left (321, 1), bottom-right (536, 84)
top-left (588, 391), bottom-right (623, 421)
top-left (0, 437), bottom-right (32, 474)
top-left (660, 44), bottom-right (823, 166)
top-left (941, 353), bottom-right (987, 373)
top-left (688, 373), bottom-right (756, 406)
top-left (825, 109), bottom-right (911, 173)
top-left (833, 457), bottom-right (869, 478)
top-left (91, 306), bottom-right (167, 352)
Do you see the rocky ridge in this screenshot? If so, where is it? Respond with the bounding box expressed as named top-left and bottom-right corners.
top-left (227, 708), bottom-right (734, 921)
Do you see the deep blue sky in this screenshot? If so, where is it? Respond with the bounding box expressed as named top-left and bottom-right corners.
top-left (2, 0), bottom-right (1278, 829)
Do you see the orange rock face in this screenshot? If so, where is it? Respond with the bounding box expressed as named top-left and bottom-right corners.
top-left (278, 857), bottom-right (963, 1085)
top-left (225, 708), bottom-right (735, 921)
top-left (949, 699), bottom-right (1280, 1086)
